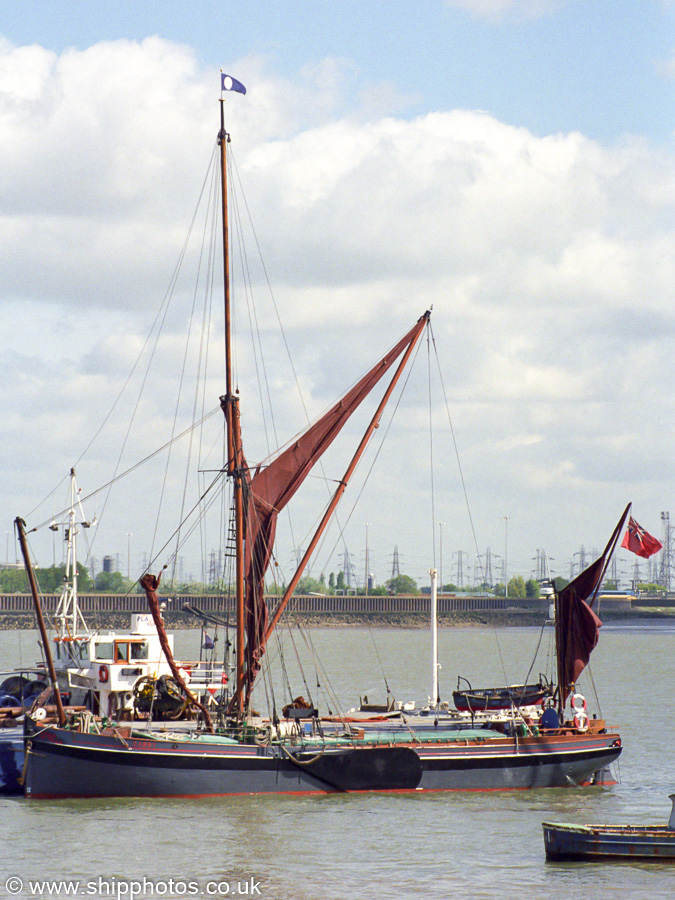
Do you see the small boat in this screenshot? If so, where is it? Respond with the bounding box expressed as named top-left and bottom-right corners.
top-left (543, 795), bottom-right (675, 862)
top-left (453, 676), bottom-right (553, 712)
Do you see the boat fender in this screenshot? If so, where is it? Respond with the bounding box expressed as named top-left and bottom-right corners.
top-left (571, 693), bottom-right (586, 712)
top-left (99, 664), bottom-right (110, 683)
top-left (573, 711), bottom-right (589, 732)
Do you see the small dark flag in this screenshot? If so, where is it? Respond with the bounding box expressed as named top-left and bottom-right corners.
top-left (221, 73), bottom-right (246, 95)
top-left (621, 516), bottom-right (663, 559)
top-left (203, 632), bottom-right (215, 650)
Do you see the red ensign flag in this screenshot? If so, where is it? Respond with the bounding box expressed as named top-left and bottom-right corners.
top-left (621, 516), bottom-right (663, 558)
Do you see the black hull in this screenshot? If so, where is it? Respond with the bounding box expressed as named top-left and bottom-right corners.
top-left (24, 724), bottom-right (622, 798)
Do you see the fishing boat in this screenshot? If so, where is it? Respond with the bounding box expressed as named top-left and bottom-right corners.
top-left (543, 795), bottom-right (675, 862)
top-left (45, 468), bottom-right (227, 720)
top-left (18, 75), bottom-right (625, 798)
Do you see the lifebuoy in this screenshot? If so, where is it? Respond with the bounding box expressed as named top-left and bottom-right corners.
top-left (573, 710), bottom-right (589, 732)
top-left (99, 664), bottom-right (109, 683)
top-left (571, 693), bottom-right (586, 712)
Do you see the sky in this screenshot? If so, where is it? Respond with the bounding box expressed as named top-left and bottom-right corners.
top-left (1, 0), bottom-right (673, 592)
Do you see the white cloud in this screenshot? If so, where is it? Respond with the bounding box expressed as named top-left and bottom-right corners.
top-left (443, 0), bottom-right (564, 22)
top-left (657, 52), bottom-right (675, 79)
top-left (1, 36), bottom-right (673, 583)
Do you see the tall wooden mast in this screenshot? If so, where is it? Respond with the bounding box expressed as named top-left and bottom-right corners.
top-left (15, 517), bottom-right (67, 727)
top-left (218, 94), bottom-right (246, 716)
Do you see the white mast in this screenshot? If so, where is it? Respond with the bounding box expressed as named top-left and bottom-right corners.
top-left (53, 468), bottom-right (93, 637)
top-left (429, 567), bottom-right (439, 708)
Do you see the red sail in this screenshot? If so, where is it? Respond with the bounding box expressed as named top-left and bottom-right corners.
top-left (556, 503), bottom-right (630, 704)
top-left (556, 557), bottom-right (605, 699)
top-left (242, 314), bottom-right (429, 689)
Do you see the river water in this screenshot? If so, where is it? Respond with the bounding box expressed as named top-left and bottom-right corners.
top-left (1, 622), bottom-right (673, 899)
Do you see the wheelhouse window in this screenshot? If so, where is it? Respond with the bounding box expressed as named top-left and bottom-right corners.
top-left (114, 642), bottom-right (130, 663)
top-left (95, 641), bottom-right (114, 661)
top-left (130, 641), bottom-right (148, 660)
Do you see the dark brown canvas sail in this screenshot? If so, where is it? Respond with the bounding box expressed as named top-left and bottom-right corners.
top-left (556, 557), bottom-right (605, 701)
top-left (555, 503), bottom-right (631, 704)
top-left (242, 314), bottom-right (428, 690)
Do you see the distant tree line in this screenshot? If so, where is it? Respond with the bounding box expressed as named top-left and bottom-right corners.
top-left (11, 564), bottom-right (649, 600)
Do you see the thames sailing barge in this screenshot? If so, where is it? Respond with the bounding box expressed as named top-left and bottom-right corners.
top-left (19, 75), bottom-right (623, 798)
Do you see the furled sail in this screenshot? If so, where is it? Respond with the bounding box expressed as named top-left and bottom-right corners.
top-left (555, 503), bottom-right (630, 704)
top-left (141, 571), bottom-right (214, 731)
top-left (555, 557), bottom-right (605, 703)
top-left (242, 313), bottom-right (429, 690)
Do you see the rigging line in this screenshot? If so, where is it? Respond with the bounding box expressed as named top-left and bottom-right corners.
top-left (232, 201), bottom-right (299, 594)
top-left (224, 150), bottom-right (239, 396)
top-left (263, 658), bottom-right (278, 723)
top-left (229, 150), bottom-right (342, 560)
top-left (27, 146), bottom-right (220, 535)
top-left (154, 152), bottom-right (219, 573)
top-left (286, 624), bottom-right (314, 708)
top-left (273, 626), bottom-right (294, 705)
top-left (197, 163), bottom-right (221, 578)
top-left (29, 409), bottom-right (221, 534)
top-left (263, 620), bottom-right (279, 720)
top-left (296, 627), bottom-right (344, 718)
top-left (231, 156), bottom-right (307, 565)
top-left (229, 165), bottom-right (274, 458)
top-left (320, 329), bottom-right (426, 574)
top-left (254, 321), bottom-right (431, 588)
top-left (294, 625), bottom-right (323, 696)
top-left (229, 150), bottom-right (289, 448)
top-left (369, 628), bottom-right (392, 697)
top-left (248, 322), bottom-right (429, 472)
top-left (161, 471), bottom-right (232, 574)
top-left (308, 649), bottom-right (349, 722)
top-left (522, 616), bottom-right (549, 686)
top-left (585, 663), bottom-right (602, 719)
top-left (132, 469), bottom-right (227, 582)
top-left (170, 160), bottom-right (222, 582)
top-left (429, 322), bottom-right (484, 580)
top-left (427, 323), bottom-right (436, 571)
